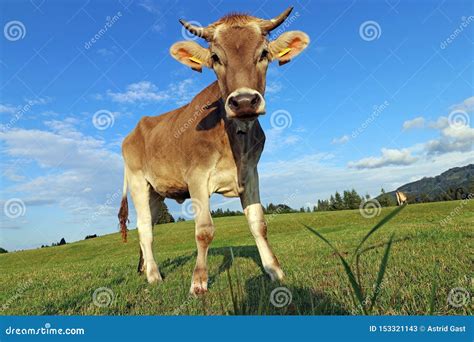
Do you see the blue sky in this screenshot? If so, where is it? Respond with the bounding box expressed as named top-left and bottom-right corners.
top-left (1, 0), bottom-right (473, 250)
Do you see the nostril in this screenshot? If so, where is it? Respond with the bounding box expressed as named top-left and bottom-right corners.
top-left (250, 94), bottom-right (260, 107)
top-left (229, 97), bottom-right (239, 109)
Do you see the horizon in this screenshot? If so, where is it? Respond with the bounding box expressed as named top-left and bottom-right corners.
top-left (3, 163), bottom-right (472, 253)
top-left (1, 0), bottom-right (473, 250)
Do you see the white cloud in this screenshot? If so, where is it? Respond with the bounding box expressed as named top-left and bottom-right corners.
top-left (138, 0), bottom-right (163, 32)
top-left (331, 134), bottom-right (350, 144)
top-left (266, 81), bottom-right (283, 94)
top-left (348, 148), bottom-right (417, 169)
top-left (442, 124), bottom-right (474, 141)
top-left (424, 108), bottom-right (473, 155)
top-left (450, 96), bottom-right (474, 113)
top-left (353, 97), bottom-right (474, 169)
top-left (0, 103), bottom-right (18, 114)
top-left (0, 97), bottom-right (51, 119)
top-left (424, 138), bottom-right (472, 155)
top-left (428, 116), bottom-right (449, 129)
top-left (26, 97), bottom-right (51, 106)
top-left (424, 122), bottom-right (473, 155)
top-left (0, 122), bottom-right (123, 215)
top-left (107, 81), bottom-right (169, 103)
top-left (403, 116), bottom-right (425, 130)
top-left (259, 151), bottom-right (473, 208)
top-left (265, 128), bottom-right (301, 153)
top-left (168, 79), bottom-right (197, 106)
top-left (107, 79), bottom-right (198, 105)
top-left (97, 48), bottom-right (114, 57)
top-left (138, 0), bottom-right (160, 14)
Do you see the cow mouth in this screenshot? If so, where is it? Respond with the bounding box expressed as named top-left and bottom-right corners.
top-left (236, 113), bottom-right (261, 121)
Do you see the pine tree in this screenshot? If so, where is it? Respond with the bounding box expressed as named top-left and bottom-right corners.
top-left (334, 192), bottom-right (344, 210)
top-left (152, 200), bottom-right (175, 225)
top-left (329, 195), bottom-right (336, 210)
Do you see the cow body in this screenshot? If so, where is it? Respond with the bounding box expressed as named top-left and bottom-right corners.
top-left (395, 191), bottom-right (407, 206)
top-left (122, 81), bottom-right (264, 203)
top-left (118, 7), bottom-right (309, 295)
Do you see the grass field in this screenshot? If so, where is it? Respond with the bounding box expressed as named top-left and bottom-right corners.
top-left (0, 200), bottom-right (472, 315)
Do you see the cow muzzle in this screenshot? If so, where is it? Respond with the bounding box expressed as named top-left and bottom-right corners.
top-left (225, 88), bottom-right (266, 120)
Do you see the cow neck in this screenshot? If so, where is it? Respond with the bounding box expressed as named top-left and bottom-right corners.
top-left (224, 117), bottom-right (261, 185)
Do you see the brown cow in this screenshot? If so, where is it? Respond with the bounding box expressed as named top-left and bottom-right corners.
top-left (395, 191), bottom-right (407, 206)
top-left (118, 7), bottom-right (309, 295)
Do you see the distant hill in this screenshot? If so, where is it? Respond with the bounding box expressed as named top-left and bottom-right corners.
top-left (378, 164), bottom-right (474, 204)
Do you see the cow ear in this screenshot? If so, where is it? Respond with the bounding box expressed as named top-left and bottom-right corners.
top-left (170, 41), bottom-right (211, 72)
top-left (269, 31), bottom-right (310, 66)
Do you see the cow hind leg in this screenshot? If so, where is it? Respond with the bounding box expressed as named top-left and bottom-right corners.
top-left (138, 190), bottom-right (164, 274)
top-left (137, 248), bottom-right (145, 274)
top-left (129, 173), bottom-right (162, 283)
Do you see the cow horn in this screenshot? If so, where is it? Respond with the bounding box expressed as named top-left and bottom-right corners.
top-left (179, 19), bottom-right (212, 40)
top-left (259, 6), bottom-right (294, 32)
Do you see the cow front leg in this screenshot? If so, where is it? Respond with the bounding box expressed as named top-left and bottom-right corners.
top-left (244, 203), bottom-right (284, 281)
top-left (189, 187), bottom-right (214, 295)
top-left (241, 168), bottom-right (284, 281)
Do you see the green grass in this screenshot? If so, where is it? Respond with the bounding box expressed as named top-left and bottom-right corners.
top-left (0, 200), bottom-right (472, 315)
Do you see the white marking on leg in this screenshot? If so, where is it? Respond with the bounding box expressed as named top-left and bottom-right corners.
top-left (245, 203), bottom-right (284, 281)
top-left (130, 176), bottom-right (162, 283)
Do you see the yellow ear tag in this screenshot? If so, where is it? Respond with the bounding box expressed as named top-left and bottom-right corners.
top-left (278, 48), bottom-right (292, 57)
top-left (188, 56), bottom-right (202, 64)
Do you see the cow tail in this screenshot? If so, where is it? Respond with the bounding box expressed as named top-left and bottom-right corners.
top-left (118, 167), bottom-right (129, 243)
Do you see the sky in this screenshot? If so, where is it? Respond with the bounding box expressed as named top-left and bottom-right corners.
top-left (0, 0), bottom-right (473, 251)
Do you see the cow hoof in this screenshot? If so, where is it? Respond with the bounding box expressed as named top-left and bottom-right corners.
top-left (265, 266), bottom-right (285, 282)
top-left (146, 263), bottom-right (163, 284)
top-left (189, 283), bottom-right (208, 296)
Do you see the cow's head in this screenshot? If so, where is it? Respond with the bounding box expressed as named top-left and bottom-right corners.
top-left (170, 7), bottom-right (309, 121)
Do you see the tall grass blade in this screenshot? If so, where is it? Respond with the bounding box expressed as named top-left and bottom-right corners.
top-left (226, 268), bottom-right (238, 315)
top-left (353, 203), bottom-right (406, 258)
top-left (257, 277), bottom-right (266, 315)
top-left (368, 233), bottom-right (394, 313)
top-left (429, 261), bottom-right (439, 315)
top-left (305, 225), bottom-right (367, 314)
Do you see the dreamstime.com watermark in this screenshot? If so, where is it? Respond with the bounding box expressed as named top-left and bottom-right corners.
top-left (267, 190), bottom-right (299, 224)
top-left (1, 99), bottom-right (38, 132)
top-left (92, 287), bottom-right (115, 308)
top-left (4, 323), bottom-right (85, 336)
top-left (351, 100), bottom-right (390, 139)
top-left (3, 198), bottom-right (26, 219)
top-left (84, 12), bottom-right (123, 49)
top-left (270, 109), bottom-right (292, 130)
top-left (270, 286), bottom-right (292, 308)
top-left (439, 193), bottom-right (473, 227)
top-left (359, 20), bottom-right (382, 41)
top-left (448, 110), bottom-right (470, 129)
top-left (359, 198), bottom-right (382, 219)
top-left (4, 20), bottom-right (26, 41)
top-left (174, 101), bottom-right (211, 139)
top-left (181, 20), bottom-right (202, 41)
top-left (181, 198), bottom-right (203, 220)
top-left (269, 11), bottom-right (300, 40)
top-left (440, 16), bottom-right (474, 49)
top-left (92, 109), bottom-right (115, 130)
top-left (1, 279), bottom-right (33, 312)
top-left (83, 189), bottom-right (121, 228)
top-left (447, 287), bottom-right (470, 308)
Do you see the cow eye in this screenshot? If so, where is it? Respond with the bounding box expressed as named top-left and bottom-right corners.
top-left (259, 49), bottom-right (269, 61)
top-left (211, 54), bottom-right (220, 64)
